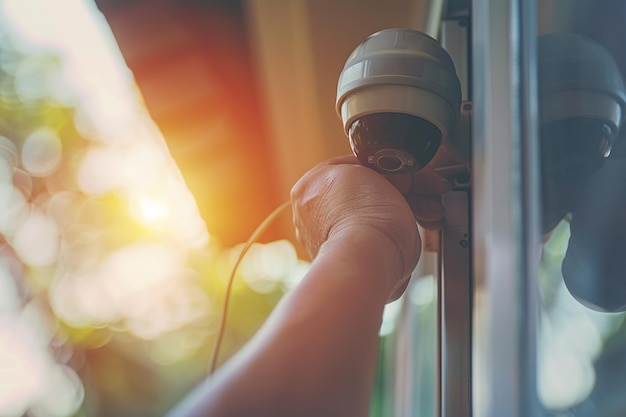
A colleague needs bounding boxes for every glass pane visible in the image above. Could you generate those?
[537,1,626,415]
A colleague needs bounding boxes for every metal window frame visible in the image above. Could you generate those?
[471,0,541,416]
[393,0,542,415]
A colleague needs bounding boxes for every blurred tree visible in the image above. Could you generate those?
[0,6,301,416]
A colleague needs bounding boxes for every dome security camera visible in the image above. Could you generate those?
[336,29,463,175]
[538,33,626,312]
[539,32,626,184]
[539,32,626,232]
[335,29,626,312]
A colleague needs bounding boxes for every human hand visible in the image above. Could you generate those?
[291,155,451,301]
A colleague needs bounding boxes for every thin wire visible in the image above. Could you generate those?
[209,200,292,375]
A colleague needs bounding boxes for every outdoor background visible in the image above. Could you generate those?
[2,1,626,417]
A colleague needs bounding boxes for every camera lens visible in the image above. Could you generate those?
[349,112,442,174]
[377,154,404,171]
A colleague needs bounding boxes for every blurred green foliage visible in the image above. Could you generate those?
[0,17,300,417]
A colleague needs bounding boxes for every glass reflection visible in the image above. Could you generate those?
[538,1,626,415]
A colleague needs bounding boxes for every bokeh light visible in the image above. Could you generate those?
[0,0,306,415]
[538,221,626,411]
[0,316,47,417]
[12,208,59,267]
[238,240,299,294]
[21,128,62,176]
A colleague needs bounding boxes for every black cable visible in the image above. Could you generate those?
[209,200,292,374]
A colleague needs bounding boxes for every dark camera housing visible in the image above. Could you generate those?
[349,113,442,174]
[538,32,626,183]
[538,33,626,311]
[541,117,616,183]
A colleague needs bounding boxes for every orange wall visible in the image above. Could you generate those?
[96,0,281,246]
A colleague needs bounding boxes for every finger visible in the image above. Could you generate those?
[385,174,413,195]
[324,154,360,166]
[406,194,445,224]
[387,276,411,303]
[411,166,452,195]
[323,156,452,196]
